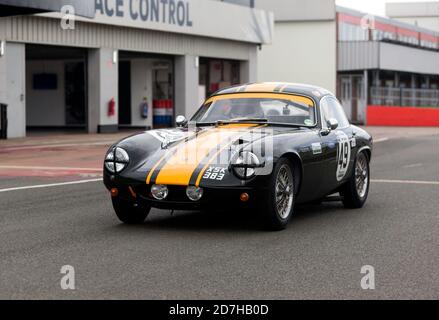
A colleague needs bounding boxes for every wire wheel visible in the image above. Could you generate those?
[355,153,369,198]
[275,164,294,219]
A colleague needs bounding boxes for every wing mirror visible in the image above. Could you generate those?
[327,118,339,131]
[176,115,188,127]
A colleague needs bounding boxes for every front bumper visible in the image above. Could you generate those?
[104,179,266,210]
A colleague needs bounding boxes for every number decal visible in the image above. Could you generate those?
[336,132,351,181]
[203,166,226,181]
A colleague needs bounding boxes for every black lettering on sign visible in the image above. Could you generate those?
[161,0,168,23]
[186,1,193,26]
[169,0,176,24]
[139,0,149,21]
[96,0,193,27]
[130,0,138,19]
[176,1,185,26]
[95,0,104,14]
[115,0,124,17]
[104,0,114,17]
[151,0,159,22]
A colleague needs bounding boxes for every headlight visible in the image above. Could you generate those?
[186,186,203,201]
[232,151,260,179]
[151,184,169,200]
[105,147,130,173]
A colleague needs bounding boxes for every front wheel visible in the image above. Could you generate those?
[112,197,151,224]
[259,158,295,231]
[340,151,370,208]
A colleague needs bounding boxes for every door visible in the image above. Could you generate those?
[65,62,86,126]
[319,96,355,195]
[340,76,352,120]
[340,75,366,124]
[351,75,365,124]
[118,60,131,125]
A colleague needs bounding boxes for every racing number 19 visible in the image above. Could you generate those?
[336,134,351,181]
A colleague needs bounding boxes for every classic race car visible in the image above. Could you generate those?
[103,83,372,230]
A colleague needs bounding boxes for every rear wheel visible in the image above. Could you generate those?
[260,158,295,231]
[340,152,370,208]
[112,197,151,224]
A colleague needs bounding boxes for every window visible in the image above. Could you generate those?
[191,94,316,127]
[320,97,350,129]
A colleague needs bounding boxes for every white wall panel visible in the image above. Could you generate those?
[258,20,337,94]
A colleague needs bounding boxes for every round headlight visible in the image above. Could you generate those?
[105,147,130,173]
[186,186,204,202]
[232,151,260,179]
[151,184,169,200]
[115,147,129,162]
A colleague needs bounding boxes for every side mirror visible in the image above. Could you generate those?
[327,118,339,131]
[175,115,188,127]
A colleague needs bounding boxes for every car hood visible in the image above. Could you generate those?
[114,124,306,187]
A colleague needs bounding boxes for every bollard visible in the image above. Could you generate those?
[0,103,7,139]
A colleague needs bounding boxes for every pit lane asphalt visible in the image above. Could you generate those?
[0,134,438,299]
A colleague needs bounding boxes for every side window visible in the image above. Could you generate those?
[320,97,350,129]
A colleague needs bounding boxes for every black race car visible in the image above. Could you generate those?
[104,83,372,230]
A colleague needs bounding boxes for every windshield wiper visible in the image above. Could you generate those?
[229,117,269,123]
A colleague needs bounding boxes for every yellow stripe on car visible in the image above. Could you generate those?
[153,124,257,186]
[205,92,315,107]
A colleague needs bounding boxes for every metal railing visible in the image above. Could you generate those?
[370,87,439,107]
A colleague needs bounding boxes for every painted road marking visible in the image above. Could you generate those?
[0,177,437,194]
[0,179,103,193]
[402,163,423,169]
[0,165,102,171]
[374,137,389,143]
[372,179,439,186]
[0,141,114,152]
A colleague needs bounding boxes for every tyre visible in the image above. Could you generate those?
[340,151,370,209]
[112,196,151,224]
[260,158,295,231]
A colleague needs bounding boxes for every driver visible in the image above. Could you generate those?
[229,100,264,119]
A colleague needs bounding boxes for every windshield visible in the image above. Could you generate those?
[191,93,316,127]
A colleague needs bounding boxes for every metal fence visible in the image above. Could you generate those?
[370,87,439,107]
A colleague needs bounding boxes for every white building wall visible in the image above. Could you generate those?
[26,60,65,126]
[0,46,6,105]
[258,20,337,94]
[130,59,153,128]
[0,42,26,138]
[88,48,119,133]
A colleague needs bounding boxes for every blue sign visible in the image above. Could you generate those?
[95,0,193,27]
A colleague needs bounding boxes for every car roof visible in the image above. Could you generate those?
[211,82,334,101]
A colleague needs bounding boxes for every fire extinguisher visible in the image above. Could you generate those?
[140,97,149,119]
[108,98,115,117]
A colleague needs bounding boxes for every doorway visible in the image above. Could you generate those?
[118,60,131,125]
[25,44,87,132]
[339,74,365,124]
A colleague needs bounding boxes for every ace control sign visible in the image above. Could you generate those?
[96,0,193,27]
[78,0,273,44]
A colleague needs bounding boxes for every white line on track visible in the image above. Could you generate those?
[372,179,439,185]
[0,165,102,171]
[0,178,437,194]
[374,137,389,143]
[0,141,114,151]
[0,179,103,193]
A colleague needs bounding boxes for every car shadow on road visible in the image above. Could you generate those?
[111,202,345,233]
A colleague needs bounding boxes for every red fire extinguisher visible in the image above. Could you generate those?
[108,98,115,117]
